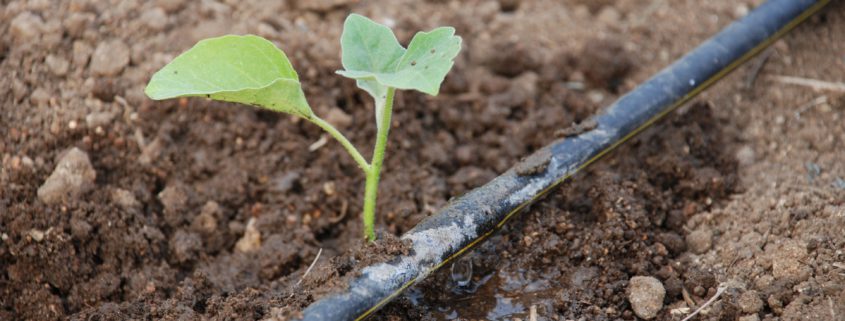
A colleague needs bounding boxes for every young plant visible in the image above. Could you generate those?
[145,14,461,241]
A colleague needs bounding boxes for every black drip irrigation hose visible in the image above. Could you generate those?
[298,0,831,320]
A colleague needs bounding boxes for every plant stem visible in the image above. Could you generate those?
[362,87,396,241]
[311,116,370,172]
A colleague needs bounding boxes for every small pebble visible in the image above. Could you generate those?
[235,218,261,252]
[46,55,70,76]
[72,41,93,68]
[627,276,665,319]
[737,290,764,313]
[91,39,131,76]
[29,88,50,106]
[29,229,46,242]
[10,11,44,41]
[734,5,750,18]
[323,181,336,196]
[686,228,712,254]
[37,148,97,204]
[736,145,755,166]
[141,8,168,31]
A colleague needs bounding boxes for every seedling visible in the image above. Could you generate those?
[145,14,461,241]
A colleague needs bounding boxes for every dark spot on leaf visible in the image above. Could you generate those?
[411,61,417,66]
[430,49,436,54]
[174,70,178,75]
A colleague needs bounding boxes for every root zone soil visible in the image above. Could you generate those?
[2,1,844,321]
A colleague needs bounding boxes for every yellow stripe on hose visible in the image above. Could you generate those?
[354,0,830,319]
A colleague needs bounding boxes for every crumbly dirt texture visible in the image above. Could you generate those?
[1,0,843,320]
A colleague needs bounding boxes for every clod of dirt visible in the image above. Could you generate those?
[579,38,633,92]
[514,147,551,176]
[737,290,764,314]
[448,166,496,194]
[37,147,97,204]
[258,234,298,279]
[685,228,713,254]
[488,72,539,109]
[90,39,130,76]
[627,276,666,320]
[110,188,140,210]
[64,13,95,38]
[72,41,93,69]
[158,182,191,226]
[235,218,261,253]
[479,39,542,77]
[738,314,761,321]
[10,11,45,41]
[45,55,70,76]
[554,119,598,138]
[70,217,93,239]
[169,230,203,264]
[769,240,811,282]
[156,0,187,13]
[140,8,168,31]
[192,201,221,235]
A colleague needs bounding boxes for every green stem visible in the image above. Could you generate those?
[311,116,370,172]
[362,87,396,241]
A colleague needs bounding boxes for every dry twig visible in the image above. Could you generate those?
[772,75,845,92]
[297,248,323,286]
[794,95,828,119]
[745,48,774,89]
[681,283,728,321]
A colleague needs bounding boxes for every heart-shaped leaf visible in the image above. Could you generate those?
[337,14,462,96]
[145,35,313,118]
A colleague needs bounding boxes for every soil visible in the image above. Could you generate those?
[1,0,843,321]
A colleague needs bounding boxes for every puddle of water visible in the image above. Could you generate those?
[404,259,558,321]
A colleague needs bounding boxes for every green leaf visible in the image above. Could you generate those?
[145,35,313,118]
[337,14,462,96]
[338,14,406,78]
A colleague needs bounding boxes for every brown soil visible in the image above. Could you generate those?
[1,0,843,321]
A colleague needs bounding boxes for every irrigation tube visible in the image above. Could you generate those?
[299,0,831,319]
